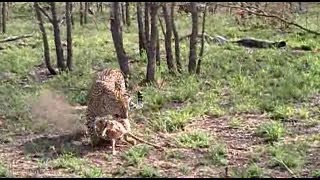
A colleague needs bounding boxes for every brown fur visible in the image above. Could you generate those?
[94,116,163,155]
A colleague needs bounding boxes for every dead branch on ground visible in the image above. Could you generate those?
[217,3,320,36]
[0,32,34,43]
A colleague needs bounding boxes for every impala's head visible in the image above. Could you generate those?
[93,116,111,136]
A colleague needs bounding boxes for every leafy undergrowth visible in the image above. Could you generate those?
[1,2,320,178]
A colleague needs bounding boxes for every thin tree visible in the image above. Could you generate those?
[50,2,65,71]
[99,2,103,12]
[158,14,165,37]
[196,3,207,74]
[84,2,88,24]
[70,2,74,27]
[162,3,176,73]
[34,2,56,75]
[146,3,159,82]
[188,2,198,74]
[144,2,150,46]
[156,24,160,66]
[171,2,182,73]
[125,2,131,26]
[2,2,6,33]
[110,2,130,76]
[80,2,83,26]
[66,2,73,71]
[121,2,126,26]
[137,2,147,56]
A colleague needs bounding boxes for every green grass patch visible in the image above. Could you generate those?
[176,131,213,148]
[257,121,286,142]
[231,163,265,178]
[122,144,150,166]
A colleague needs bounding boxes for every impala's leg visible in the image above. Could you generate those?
[112,139,117,155]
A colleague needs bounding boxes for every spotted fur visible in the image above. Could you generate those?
[85,68,131,146]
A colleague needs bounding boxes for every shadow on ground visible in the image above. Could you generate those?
[22,131,113,160]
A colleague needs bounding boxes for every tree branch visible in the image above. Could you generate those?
[217,3,320,36]
[38,5,53,23]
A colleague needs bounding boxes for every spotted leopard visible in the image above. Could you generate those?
[85,68,132,146]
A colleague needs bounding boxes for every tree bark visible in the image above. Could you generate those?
[121,2,126,26]
[162,3,176,73]
[110,2,130,76]
[144,2,150,46]
[70,2,74,27]
[6,2,9,21]
[171,2,182,73]
[50,2,65,71]
[196,3,207,74]
[84,2,88,24]
[156,25,160,66]
[2,2,6,33]
[66,2,73,71]
[80,2,83,26]
[188,2,198,74]
[146,3,158,82]
[34,2,57,75]
[125,2,130,27]
[158,15,166,37]
[137,2,147,56]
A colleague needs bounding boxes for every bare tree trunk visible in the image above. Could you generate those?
[121,2,126,26]
[50,2,65,71]
[2,2,6,33]
[34,2,57,75]
[158,15,165,37]
[84,2,88,24]
[100,2,104,12]
[96,2,99,12]
[6,2,9,21]
[188,2,198,74]
[110,2,130,76]
[80,2,83,26]
[171,2,182,73]
[196,4,207,74]
[70,2,74,27]
[144,2,150,46]
[146,3,158,82]
[125,2,130,27]
[137,2,147,56]
[213,3,218,14]
[298,2,302,11]
[156,24,160,66]
[0,7,2,31]
[162,3,176,73]
[66,2,73,71]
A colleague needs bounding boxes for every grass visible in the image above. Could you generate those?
[50,153,104,178]
[312,170,320,178]
[231,163,265,178]
[137,165,161,178]
[164,150,185,160]
[228,117,243,129]
[207,143,228,166]
[122,144,150,166]
[0,163,10,178]
[268,142,307,171]
[1,2,320,178]
[256,121,286,142]
[176,131,213,148]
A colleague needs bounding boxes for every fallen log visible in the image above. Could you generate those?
[0,32,34,43]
